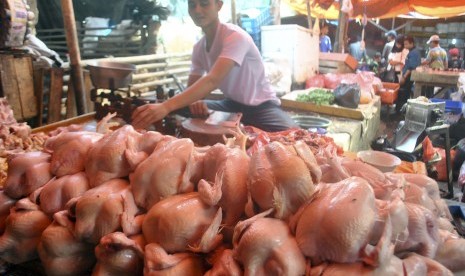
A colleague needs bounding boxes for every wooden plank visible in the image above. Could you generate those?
[66,79,77,119]
[0,55,23,120]
[14,56,38,119]
[281,98,364,120]
[33,68,45,126]
[32,112,96,134]
[281,89,369,120]
[83,70,94,112]
[48,68,64,123]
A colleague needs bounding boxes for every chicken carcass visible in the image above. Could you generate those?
[144,243,206,276]
[38,210,96,276]
[395,203,439,258]
[33,172,90,216]
[93,232,145,276]
[44,131,103,177]
[142,193,222,254]
[402,253,453,276]
[85,125,164,187]
[0,191,16,235]
[246,141,319,220]
[204,248,242,276]
[434,230,465,273]
[4,151,52,199]
[232,210,306,276]
[291,177,377,265]
[198,142,249,234]
[130,138,202,210]
[342,158,396,200]
[0,198,51,264]
[67,178,141,244]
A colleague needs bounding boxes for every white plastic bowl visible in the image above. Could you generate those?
[357,150,402,172]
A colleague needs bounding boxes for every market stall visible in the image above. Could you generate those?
[412,67,461,98]
[2,0,465,275]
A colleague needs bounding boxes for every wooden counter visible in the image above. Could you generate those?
[411,68,460,98]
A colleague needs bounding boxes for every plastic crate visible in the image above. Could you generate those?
[240,7,272,34]
[248,31,261,49]
[377,82,400,105]
[430,98,463,114]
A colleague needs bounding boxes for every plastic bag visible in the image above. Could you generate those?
[422,136,436,163]
[333,83,360,108]
[305,75,325,89]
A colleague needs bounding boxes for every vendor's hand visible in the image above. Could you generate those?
[131,103,169,130]
[189,100,210,117]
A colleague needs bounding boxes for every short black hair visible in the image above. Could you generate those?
[404,36,415,45]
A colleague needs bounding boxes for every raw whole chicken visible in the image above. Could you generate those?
[403,183,438,217]
[0,191,16,234]
[232,210,306,276]
[204,248,242,276]
[290,177,377,265]
[317,146,350,183]
[31,172,90,216]
[67,178,141,244]
[401,173,452,220]
[395,203,439,258]
[401,173,440,200]
[142,192,222,254]
[38,210,96,276]
[4,151,52,198]
[308,256,404,276]
[342,158,396,200]
[246,141,319,220]
[144,243,206,275]
[85,125,164,187]
[44,131,103,176]
[130,138,202,210]
[372,197,408,244]
[402,253,453,275]
[198,142,249,234]
[93,232,145,276]
[0,198,51,264]
[434,230,465,272]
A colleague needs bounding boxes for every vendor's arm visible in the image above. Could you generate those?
[131,57,235,129]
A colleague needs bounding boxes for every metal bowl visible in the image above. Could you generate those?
[292,115,331,129]
[87,61,136,89]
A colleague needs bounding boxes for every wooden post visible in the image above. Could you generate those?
[231,0,237,25]
[61,0,87,115]
[334,3,348,53]
[306,0,312,30]
[271,0,281,25]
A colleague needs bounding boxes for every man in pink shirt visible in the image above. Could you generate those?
[132,0,297,132]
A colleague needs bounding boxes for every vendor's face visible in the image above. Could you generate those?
[404,40,413,50]
[188,0,222,28]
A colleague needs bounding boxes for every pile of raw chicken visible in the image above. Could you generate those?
[0,98,48,187]
[0,112,464,276]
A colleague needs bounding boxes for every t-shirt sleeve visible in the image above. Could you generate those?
[219,31,250,66]
[190,43,205,76]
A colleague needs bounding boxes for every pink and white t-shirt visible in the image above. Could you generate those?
[190,22,279,106]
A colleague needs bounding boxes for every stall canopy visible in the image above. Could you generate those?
[284,0,465,19]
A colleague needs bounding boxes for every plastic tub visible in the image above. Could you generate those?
[357,150,401,172]
[430,98,463,114]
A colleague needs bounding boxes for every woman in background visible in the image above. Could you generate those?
[387,35,409,83]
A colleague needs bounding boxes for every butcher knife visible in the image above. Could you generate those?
[205,111,242,128]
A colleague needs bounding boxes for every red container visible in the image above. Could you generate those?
[377,82,400,105]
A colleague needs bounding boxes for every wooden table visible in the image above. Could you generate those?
[411,68,460,98]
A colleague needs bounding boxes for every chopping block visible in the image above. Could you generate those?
[180,118,237,146]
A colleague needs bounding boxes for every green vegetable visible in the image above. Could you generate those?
[296,89,335,105]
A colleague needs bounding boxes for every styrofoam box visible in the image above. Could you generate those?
[261,24,319,83]
[460,22,465,32]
